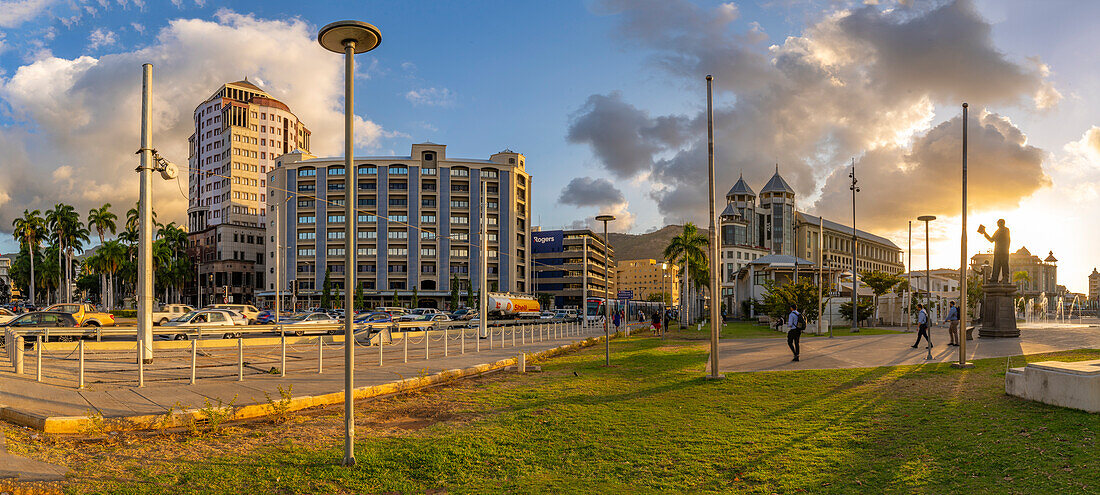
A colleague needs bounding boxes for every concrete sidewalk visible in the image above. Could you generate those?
[0,322,636,433]
[708,324,1100,373]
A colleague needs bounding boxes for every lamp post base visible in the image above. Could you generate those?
[950,362,975,369]
[704,374,725,380]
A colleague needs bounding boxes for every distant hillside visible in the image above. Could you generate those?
[607,225,709,263]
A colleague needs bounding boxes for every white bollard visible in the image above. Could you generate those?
[138,342,144,388]
[280,330,286,378]
[379,328,384,366]
[237,336,244,381]
[444,327,449,357]
[36,335,42,382]
[78,339,85,389]
[318,336,324,374]
[404,330,409,363]
[190,339,197,385]
[519,352,526,373]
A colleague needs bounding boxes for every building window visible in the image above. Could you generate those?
[450,168,469,177]
[421,230,436,240]
[389,182,408,190]
[328,166,345,175]
[388,165,408,175]
[389,197,408,206]
[358,230,376,239]
[387,247,409,256]
[327,214,345,223]
[450,248,469,258]
[298,231,315,240]
[421,167,436,176]
[358,214,377,223]
[297,199,314,208]
[421,247,437,257]
[358,165,377,174]
[387,214,408,223]
[298,215,315,224]
[422,264,436,273]
[298,168,316,177]
[389,264,408,273]
[358,247,377,256]
[421,214,436,224]
[328,231,345,240]
[450,199,469,208]
[297,248,315,256]
[451,215,469,224]
[388,230,408,239]
[328,247,346,256]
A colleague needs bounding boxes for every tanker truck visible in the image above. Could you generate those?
[486,292,542,319]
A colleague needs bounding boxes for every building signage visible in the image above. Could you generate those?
[617,290,634,300]
[532,230,564,254]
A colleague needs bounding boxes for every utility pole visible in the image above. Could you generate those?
[907,221,912,333]
[849,158,860,333]
[955,103,973,368]
[818,215,824,336]
[705,75,722,379]
[137,63,154,363]
[479,181,488,339]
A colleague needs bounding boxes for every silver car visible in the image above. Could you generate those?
[162,309,241,339]
[281,312,341,336]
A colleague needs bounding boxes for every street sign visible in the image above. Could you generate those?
[617,290,633,300]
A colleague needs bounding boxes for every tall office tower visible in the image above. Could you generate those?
[186,79,312,305]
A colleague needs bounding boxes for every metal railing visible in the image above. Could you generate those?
[2,319,597,389]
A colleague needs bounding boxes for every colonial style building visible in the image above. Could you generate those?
[1089,268,1100,304]
[971,247,1059,298]
[264,143,531,309]
[186,79,312,304]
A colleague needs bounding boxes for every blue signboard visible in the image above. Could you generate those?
[532,229,564,254]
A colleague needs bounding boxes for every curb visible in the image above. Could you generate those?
[2,324,645,434]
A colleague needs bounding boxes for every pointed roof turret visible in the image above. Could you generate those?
[1044,251,1058,263]
[761,166,794,195]
[1015,246,1031,256]
[726,172,756,197]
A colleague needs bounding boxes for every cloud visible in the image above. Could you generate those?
[566,92,695,179]
[558,177,635,231]
[87,28,117,50]
[0,0,55,28]
[572,0,1058,226]
[558,177,626,207]
[0,9,395,234]
[813,110,1049,229]
[131,22,144,34]
[404,87,455,107]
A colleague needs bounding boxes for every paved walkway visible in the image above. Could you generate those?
[0,431,68,482]
[0,322,621,428]
[709,323,1100,373]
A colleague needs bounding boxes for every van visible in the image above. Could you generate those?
[209,304,259,324]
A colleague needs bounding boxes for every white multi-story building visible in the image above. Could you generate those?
[185,79,312,305]
[263,143,532,309]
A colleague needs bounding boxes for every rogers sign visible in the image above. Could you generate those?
[532,230,563,253]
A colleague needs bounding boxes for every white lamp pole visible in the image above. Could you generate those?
[317,19,381,468]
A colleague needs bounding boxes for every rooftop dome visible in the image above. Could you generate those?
[760,165,794,194]
[1044,251,1058,263]
[726,173,756,197]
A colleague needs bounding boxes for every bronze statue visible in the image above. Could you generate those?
[978,219,1010,284]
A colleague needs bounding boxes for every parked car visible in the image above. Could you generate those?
[208,304,260,324]
[152,304,194,326]
[44,303,116,327]
[161,309,241,339]
[539,311,555,319]
[374,306,408,317]
[354,312,392,324]
[450,308,478,321]
[1,311,82,343]
[0,308,17,324]
[282,312,341,336]
[405,314,452,331]
[255,310,292,325]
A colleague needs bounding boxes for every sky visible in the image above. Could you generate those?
[0,0,1097,292]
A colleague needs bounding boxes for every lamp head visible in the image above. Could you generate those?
[917,215,936,222]
[318,20,381,54]
[595,214,616,222]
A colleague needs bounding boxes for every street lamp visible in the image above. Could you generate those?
[705,75,722,380]
[954,103,973,369]
[661,262,669,338]
[849,158,860,333]
[596,214,615,366]
[317,19,381,469]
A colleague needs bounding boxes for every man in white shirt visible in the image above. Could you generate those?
[912,303,932,349]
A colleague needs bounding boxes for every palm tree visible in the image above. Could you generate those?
[45,203,88,303]
[88,203,117,308]
[12,209,45,305]
[125,202,159,233]
[663,223,709,326]
[98,240,126,309]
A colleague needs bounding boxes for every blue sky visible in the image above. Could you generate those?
[1,0,1098,291]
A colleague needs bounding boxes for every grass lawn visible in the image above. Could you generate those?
[666,320,903,339]
[3,336,1099,494]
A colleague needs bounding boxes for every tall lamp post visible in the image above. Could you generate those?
[907,220,912,333]
[849,159,860,332]
[954,103,973,368]
[317,19,381,468]
[596,214,615,366]
[661,262,669,338]
[918,216,936,318]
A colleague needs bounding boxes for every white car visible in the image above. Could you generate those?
[153,304,194,326]
[405,314,452,331]
[0,308,17,325]
[209,304,260,324]
[162,309,241,339]
[539,311,555,319]
[282,312,341,336]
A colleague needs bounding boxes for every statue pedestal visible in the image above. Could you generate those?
[979,283,1019,338]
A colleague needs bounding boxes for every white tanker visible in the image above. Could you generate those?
[486,292,541,319]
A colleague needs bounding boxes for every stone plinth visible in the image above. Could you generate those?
[1006,360,1100,413]
[979,283,1019,338]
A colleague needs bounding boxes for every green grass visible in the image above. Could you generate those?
[667,320,902,339]
[8,336,1100,493]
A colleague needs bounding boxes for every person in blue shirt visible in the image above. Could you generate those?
[945,301,960,346]
[912,303,932,349]
[786,304,803,362]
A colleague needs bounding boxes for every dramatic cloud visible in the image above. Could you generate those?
[814,111,1049,229]
[567,92,694,179]
[558,177,626,207]
[0,9,394,233]
[573,0,1057,226]
[404,87,455,107]
[0,0,55,28]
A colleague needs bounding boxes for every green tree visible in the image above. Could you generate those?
[0,277,10,303]
[966,274,983,318]
[354,283,366,312]
[465,279,474,307]
[839,299,875,325]
[860,270,903,323]
[411,287,419,308]
[87,203,117,308]
[450,275,460,310]
[536,292,552,309]
[12,209,45,305]
[663,223,708,325]
[758,279,828,324]
[646,292,671,305]
[320,268,333,309]
[46,203,90,303]
[1013,270,1031,290]
[391,291,399,307]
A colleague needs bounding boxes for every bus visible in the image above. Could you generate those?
[585,297,666,325]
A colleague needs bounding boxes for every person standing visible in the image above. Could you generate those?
[651,310,661,335]
[945,301,960,346]
[786,304,805,362]
[612,309,622,332]
[912,303,932,348]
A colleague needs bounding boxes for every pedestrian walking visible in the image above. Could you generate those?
[612,310,622,331]
[945,301,960,346]
[912,303,933,349]
[651,311,661,335]
[786,304,805,362]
